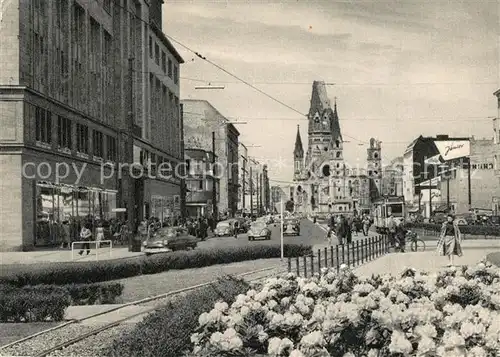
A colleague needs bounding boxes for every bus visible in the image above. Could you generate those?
[373,196,405,233]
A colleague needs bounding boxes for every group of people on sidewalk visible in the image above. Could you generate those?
[325,214,372,245]
[323,211,463,266]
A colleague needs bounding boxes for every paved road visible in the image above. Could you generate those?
[197,218,381,252]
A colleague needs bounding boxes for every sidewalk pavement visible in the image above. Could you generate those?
[354,239,500,276]
[0,247,143,265]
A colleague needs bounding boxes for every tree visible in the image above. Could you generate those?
[285,199,294,213]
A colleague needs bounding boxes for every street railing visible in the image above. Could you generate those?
[71,240,113,261]
[287,235,389,277]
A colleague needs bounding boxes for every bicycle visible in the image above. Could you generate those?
[405,230,426,252]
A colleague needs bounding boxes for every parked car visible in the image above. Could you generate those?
[143,226,198,255]
[214,220,236,237]
[283,218,300,236]
[247,221,271,241]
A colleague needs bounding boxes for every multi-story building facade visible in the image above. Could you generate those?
[262,165,271,212]
[437,137,499,214]
[382,157,404,197]
[184,148,217,217]
[0,0,183,251]
[238,142,249,213]
[181,100,240,218]
[403,134,473,217]
[245,158,262,215]
[290,81,380,215]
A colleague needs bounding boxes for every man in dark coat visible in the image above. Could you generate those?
[336,215,347,245]
[346,216,353,244]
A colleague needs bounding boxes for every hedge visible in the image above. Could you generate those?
[0,244,311,287]
[0,282,124,322]
[406,222,500,237]
[104,275,251,357]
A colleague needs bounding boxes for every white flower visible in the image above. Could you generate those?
[417,336,436,355]
[367,349,379,357]
[198,312,209,325]
[340,263,348,271]
[343,353,355,357]
[209,328,243,352]
[240,305,250,316]
[247,289,257,297]
[289,350,305,357]
[388,330,412,355]
[190,332,201,345]
[214,301,228,312]
[300,331,325,347]
[281,297,291,306]
[268,337,294,356]
[468,346,487,357]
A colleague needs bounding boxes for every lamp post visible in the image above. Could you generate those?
[439,163,450,212]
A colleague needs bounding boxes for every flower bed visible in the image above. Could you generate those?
[0,244,311,286]
[406,222,500,237]
[190,262,500,356]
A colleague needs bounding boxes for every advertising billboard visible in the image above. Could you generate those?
[433,140,470,161]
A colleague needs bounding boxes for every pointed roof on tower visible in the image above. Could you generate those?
[294,125,304,157]
[331,97,342,141]
[308,81,331,117]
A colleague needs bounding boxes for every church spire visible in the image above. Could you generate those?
[331,97,342,141]
[294,125,304,158]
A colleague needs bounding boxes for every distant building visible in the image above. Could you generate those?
[238,143,249,213]
[290,81,381,215]
[181,100,240,218]
[437,137,499,214]
[184,148,216,217]
[382,157,404,197]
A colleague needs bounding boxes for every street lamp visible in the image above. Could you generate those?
[195,85,225,90]
[438,163,451,212]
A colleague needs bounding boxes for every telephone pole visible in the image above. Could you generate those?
[249,166,253,217]
[126,57,136,250]
[212,131,217,221]
[256,170,259,216]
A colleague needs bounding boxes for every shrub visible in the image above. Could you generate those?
[189,262,500,357]
[0,285,70,322]
[406,222,500,237]
[0,244,311,287]
[0,282,123,322]
[104,276,251,357]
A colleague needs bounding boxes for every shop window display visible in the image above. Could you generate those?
[35,181,117,248]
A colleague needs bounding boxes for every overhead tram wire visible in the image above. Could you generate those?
[182,111,492,122]
[107,0,368,144]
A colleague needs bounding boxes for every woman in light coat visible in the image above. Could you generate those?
[437,214,463,266]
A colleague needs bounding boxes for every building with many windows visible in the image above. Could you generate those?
[184,148,217,217]
[181,100,240,218]
[0,0,183,251]
[290,81,380,215]
[238,142,249,213]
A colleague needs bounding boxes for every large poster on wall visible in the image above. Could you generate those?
[433,140,470,161]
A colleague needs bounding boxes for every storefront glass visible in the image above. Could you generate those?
[34,181,117,247]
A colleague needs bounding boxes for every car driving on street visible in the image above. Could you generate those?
[283,218,300,236]
[143,226,198,255]
[247,221,271,241]
[214,220,236,237]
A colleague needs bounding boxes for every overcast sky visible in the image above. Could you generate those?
[163,0,499,183]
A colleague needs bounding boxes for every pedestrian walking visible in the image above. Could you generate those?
[336,215,348,245]
[387,215,396,247]
[59,220,70,249]
[78,223,92,255]
[96,222,105,249]
[346,215,353,244]
[437,214,463,266]
[234,220,239,239]
[362,215,371,236]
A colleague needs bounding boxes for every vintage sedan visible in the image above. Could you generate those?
[283,219,300,236]
[247,221,271,241]
[214,220,235,237]
[143,227,198,255]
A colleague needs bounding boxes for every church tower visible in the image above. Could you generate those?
[367,138,382,197]
[293,125,304,181]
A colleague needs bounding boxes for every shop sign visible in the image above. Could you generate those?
[434,140,470,161]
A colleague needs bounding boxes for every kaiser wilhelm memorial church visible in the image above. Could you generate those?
[290,81,382,215]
